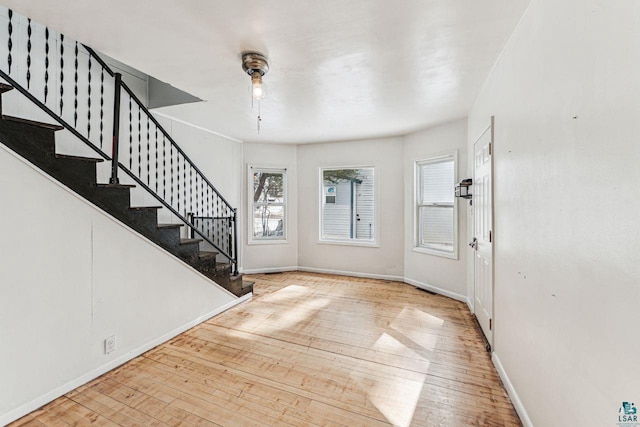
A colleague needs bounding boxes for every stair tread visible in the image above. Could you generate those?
[242,280,255,289]
[157,223,183,229]
[180,238,203,245]
[198,250,219,259]
[96,183,135,189]
[129,206,162,211]
[55,154,104,163]
[0,83,13,93]
[2,115,64,131]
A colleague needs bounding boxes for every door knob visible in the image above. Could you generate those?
[469,238,478,250]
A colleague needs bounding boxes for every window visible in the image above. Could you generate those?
[416,152,458,258]
[249,167,286,242]
[320,167,375,244]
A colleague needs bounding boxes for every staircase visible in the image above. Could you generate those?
[0,82,252,297]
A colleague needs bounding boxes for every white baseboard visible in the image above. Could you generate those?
[404,277,467,303]
[492,352,533,427]
[0,293,251,426]
[297,266,404,282]
[240,266,298,274]
[466,296,474,312]
[242,265,468,305]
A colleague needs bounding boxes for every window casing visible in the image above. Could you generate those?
[415,152,458,259]
[320,167,376,245]
[249,167,287,243]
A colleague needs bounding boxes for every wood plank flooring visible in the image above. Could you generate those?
[10,272,521,426]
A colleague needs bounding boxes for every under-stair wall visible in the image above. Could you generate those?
[0,142,240,425]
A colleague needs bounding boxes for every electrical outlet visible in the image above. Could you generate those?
[104,335,116,354]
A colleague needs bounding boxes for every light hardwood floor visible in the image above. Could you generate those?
[11,272,521,427]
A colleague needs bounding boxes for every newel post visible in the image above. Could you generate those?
[109,72,122,184]
[232,208,239,275]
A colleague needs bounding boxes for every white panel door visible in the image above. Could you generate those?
[473,120,494,347]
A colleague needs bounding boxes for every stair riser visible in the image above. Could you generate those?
[88,187,132,213]
[200,265,232,288]
[175,243,200,261]
[0,120,57,154]
[44,158,98,189]
[155,227,182,248]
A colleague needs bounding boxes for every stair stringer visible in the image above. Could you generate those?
[0,143,246,425]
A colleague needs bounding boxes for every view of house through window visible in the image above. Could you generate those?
[416,153,457,257]
[321,167,375,243]
[251,167,286,241]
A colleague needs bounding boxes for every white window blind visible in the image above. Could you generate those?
[417,154,457,257]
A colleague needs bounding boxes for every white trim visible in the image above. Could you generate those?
[240,266,298,274]
[414,150,459,260]
[151,110,244,143]
[247,239,289,245]
[298,266,404,282]
[411,246,457,259]
[0,293,251,426]
[466,296,474,312]
[492,352,533,427]
[247,165,288,244]
[240,263,469,304]
[404,277,467,303]
[317,240,379,248]
[318,165,379,245]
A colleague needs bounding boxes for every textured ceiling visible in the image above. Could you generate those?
[1,0,530,143]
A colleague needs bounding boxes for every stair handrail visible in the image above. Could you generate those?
[0,8,238,273]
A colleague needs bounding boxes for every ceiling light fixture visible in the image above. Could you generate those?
[241,52,269,133]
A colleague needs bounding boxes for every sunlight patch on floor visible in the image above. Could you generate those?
[229,285,332,337]
[349,332,428,427]
[390,307,444,352]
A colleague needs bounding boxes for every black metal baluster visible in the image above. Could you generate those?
[170,143,174,206]
[44,28,49,101]
[162,134,166,199]
[109,73,122,184]
[197,175,201,218]
[87,55,91,138]
[129,96,132,170]
[74,41,78,127]
[7,9,12,74]
[195,174,198,218]
[146,116,150,185]
[215,197,220,245]
[189,165,193,214]
[26,19,31,88]
[155,127,158,192]
[177,151,180,213]
[183,158,187,215]
[99,68,104,148]
[59,34,64,115]
[138,105,141,178]
[232,208,238,273]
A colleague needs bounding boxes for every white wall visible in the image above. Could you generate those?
[468,1,640,425]
[242,143,298,272]
[404,119,467,299]
[297,137,404,279]
[0,144,237,425]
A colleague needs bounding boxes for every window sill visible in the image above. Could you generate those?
[412,246,458,260]
[248,239,289,246]
[318,239,379,248]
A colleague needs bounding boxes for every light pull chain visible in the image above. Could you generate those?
[257,101,262,133]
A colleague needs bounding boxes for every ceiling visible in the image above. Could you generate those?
[2,0,530,144]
